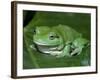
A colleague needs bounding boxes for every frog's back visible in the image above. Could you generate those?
[54,24,81,43]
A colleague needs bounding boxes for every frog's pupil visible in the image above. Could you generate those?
[49,35,55,40]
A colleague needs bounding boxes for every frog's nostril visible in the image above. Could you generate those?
[33,30,36,34]
[56,36,59,38]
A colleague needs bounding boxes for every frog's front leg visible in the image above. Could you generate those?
[30,44,37,51]
[50,44,71,58]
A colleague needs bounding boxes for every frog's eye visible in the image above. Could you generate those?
[49,35,55,40]
[49,33,59,40]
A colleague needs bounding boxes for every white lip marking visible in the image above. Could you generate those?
[49,47,57,50]
[36,44,58,54]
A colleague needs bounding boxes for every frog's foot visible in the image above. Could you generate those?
[50,50,69,58]
[70,47,82,56]
[49,51,62,56]
[30,44,37,51]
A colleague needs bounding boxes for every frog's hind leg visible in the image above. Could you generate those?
[70,37,89,56]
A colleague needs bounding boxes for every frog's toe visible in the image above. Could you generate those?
[50,51,61,56]
[55,52,68,58]
[30,44,36,50]
[70,52,80,56]
[70,48,82,56]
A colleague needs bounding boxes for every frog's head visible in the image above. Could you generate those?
[33,26,64,53]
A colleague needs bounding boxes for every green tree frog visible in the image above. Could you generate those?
[31,24,89,58]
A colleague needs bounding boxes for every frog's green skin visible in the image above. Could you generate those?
[31,24,89,58]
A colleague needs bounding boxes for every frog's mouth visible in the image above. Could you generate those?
[35,44,59,54]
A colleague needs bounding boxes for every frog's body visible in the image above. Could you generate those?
[31,24,89,58]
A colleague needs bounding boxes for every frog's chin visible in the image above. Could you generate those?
[35,44,59,54]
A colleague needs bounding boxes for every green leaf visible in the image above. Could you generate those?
[23,11,90,69]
